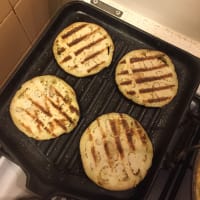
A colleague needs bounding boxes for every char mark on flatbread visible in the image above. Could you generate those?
[61,23,88,39]
[115,49,178,107]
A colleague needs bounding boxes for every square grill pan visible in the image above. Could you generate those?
[1,1,200,199]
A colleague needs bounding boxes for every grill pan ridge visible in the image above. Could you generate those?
[0,1,200,199]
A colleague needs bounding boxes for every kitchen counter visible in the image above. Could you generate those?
[87,0,200,58]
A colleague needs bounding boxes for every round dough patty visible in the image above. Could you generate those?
[10,75,80,140]
[53,22,114,77]
[115,49,178,107]
[79,113,153,191]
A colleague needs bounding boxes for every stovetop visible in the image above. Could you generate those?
[1,1,200,200]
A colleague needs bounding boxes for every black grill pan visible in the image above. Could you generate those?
[0,1,200,199]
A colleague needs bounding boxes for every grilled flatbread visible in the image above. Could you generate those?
[53,22,114,77]
[115,49,178,107]
[79,113,153,191]
[10,75,80,140]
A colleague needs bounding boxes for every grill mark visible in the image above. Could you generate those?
[28,97,52,117]
[137,129,147,145]
[89,132,93,141]
[70,65,78,69]
[50,86,69,104]
[24,110,41,132]
[97,119,113,167]
[61,55,72,63]
[87,128,97,165]
[81,48,107,64]
[147,96,171,103]
[97,120,110,164]
[117,70,129,75]
[126,90,136,95]
[48,121,55,131]
[104,142,111,158]
[54,119,67,131]
[20,122,33,136]
[87,61,106,73]
[24,110,54,136]
[46,97,74,124]
[119,59,126,64]
[120,80,132,85]
[136,73,173,84]
[91,145,97,164]
[130,54,165,63]
[61,23,87,39]
[51,86,79,115]
[121,117,135,151]
[68,28,100,47]
[132,63,167,73]
[69,105,80,115]
[97,119,106,139]
[75,35,107,56]
[109,119,124,158]
[135,121,140,129]
[57,47,65,55]
[139,84,176,93]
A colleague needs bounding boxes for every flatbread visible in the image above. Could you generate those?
[79,112,153,191]
[10,75,80,140]
[115,49,178,107]
[53,22,114,77]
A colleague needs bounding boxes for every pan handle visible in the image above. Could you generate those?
[164,93,200,168]
[90,0,123,17]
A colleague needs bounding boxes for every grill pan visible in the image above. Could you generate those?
[1,1,200,199]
